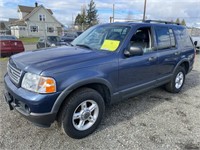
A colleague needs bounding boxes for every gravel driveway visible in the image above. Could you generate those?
[0,51,200,150]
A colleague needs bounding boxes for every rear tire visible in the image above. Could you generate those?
[58,88,105,139]
[165,66,186,93]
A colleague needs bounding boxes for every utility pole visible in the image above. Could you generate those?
[44,22,47,48]
[143,0,147,21]
[110,17,112,23]
[113,4,115,23]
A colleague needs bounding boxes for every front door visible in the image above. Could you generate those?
[118,26,158,98]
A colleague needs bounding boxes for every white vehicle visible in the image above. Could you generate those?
[191,36,200,53]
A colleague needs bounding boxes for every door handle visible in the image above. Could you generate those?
[148,57,157,62]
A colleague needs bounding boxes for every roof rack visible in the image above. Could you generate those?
[126,19,143,22]
[143,20,180,25]
[114,19,143,23]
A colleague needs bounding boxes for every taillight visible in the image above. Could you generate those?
[12,41,24,48]
[0,41,7,47]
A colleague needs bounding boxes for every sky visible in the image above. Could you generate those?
[0,0,200,27]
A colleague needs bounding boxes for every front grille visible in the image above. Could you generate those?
[7,62,22,85]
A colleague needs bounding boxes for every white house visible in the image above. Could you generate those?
[11,2,63,38]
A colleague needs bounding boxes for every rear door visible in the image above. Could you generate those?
[154,25,180,82]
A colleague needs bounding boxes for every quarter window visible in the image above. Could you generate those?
[174,27,193,48]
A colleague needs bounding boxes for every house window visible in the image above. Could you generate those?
[20,27,26,31]
[47,27,54,33]
[30,26,38,32]
[39,14,46,21]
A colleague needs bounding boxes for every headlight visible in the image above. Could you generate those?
[21,72,56,93]
[51,43,56,47]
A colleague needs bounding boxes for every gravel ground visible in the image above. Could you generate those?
[0,50,200,150]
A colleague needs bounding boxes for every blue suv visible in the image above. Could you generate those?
[4,21,195,139]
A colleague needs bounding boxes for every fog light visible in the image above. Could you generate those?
[25,104,31,113]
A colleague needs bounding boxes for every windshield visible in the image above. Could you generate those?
[71,25,130,51]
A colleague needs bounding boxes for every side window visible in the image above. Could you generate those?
[155,26,171,50]
[130,27,154,53]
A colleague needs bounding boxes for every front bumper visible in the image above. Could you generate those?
[4,74,60,127]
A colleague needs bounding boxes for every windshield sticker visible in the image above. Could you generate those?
[100,40,120,51]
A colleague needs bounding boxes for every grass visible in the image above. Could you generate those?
[19,37,39,44]
[0,57,9,61]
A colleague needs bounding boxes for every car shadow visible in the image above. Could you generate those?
[96,69,200,133]
[98,88,171,131]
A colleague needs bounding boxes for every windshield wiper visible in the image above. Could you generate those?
[76,44,93,50]
[68,42,74,46]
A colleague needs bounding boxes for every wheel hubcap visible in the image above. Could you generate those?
[175,72,184,89]
[81,110,90,120]
[72,100,99,131]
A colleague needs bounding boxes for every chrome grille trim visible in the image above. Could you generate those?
[7,62,22,84]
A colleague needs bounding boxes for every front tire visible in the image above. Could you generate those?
[59,88,105,139]
[165,66,186,93]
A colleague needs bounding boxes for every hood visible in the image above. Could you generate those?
[11,46,111,74]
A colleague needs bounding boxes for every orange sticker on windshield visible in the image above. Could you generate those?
[100,40,120,51]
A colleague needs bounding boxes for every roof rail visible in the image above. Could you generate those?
[126,19,143,22]
[144,20,180,25]
[114,19,143,23]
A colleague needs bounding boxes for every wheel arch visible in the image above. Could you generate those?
[51,78,113,119]
[173,59,190,74]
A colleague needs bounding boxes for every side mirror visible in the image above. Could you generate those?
[194,41,198,47]
[124,46,143,57]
